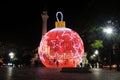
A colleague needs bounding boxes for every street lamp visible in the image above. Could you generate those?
[103,27,113,70]
[8,52,15,66]
[90,50,99,68]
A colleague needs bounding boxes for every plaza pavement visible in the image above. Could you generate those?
[0,66,120,80]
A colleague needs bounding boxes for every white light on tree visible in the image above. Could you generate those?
[93,54,96,57]
[9,52,14,59]
[94,50,99,55]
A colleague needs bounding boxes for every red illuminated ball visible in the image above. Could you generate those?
[38,28,84,68]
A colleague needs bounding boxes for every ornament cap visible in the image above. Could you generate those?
[55,11,66,28]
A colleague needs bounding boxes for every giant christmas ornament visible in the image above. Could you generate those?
[38,11,84,68]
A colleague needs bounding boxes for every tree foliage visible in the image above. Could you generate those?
[91,40,103,49]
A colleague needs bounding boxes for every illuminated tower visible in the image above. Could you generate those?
[41,11,49,36]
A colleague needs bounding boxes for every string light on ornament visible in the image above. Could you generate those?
[38,11,84,68]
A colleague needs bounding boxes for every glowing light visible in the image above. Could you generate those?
[94,50,99,55]
[9,52,14,59]
[103,27,113,34]
[38,28,84,68]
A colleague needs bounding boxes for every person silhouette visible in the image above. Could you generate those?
[56,60,59,67]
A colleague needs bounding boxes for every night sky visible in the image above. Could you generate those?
[0,0,120,50]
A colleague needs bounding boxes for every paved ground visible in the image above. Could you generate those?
[0,66,120,80]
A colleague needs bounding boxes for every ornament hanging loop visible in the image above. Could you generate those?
[56,11,63,22]
[55,11,65,28]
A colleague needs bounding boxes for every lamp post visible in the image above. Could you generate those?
[103,27,113,70]
[94,50,99,68]
[8,52,15,66]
